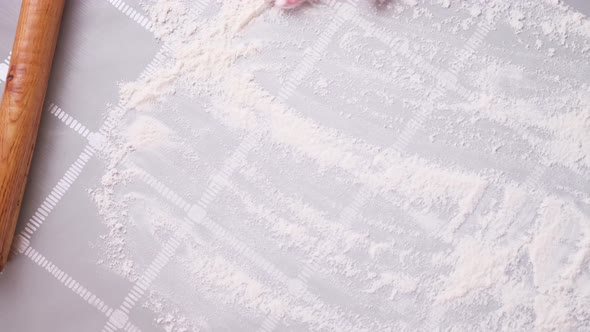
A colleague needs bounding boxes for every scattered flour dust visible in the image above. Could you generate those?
[91,0,590,331]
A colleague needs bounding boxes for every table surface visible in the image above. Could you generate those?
[0,1,589,331]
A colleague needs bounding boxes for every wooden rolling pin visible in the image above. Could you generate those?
[0,0,65,271]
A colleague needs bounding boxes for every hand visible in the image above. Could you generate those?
[274,0,310,9]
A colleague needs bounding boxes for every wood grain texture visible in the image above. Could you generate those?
[0,0,65,271]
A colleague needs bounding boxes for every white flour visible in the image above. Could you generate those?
[92,0,590,331]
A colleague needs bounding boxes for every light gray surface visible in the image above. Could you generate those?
[0,1,589,331]
[0,2,159,331]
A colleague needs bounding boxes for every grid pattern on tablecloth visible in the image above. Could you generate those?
[0,0,589,331]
